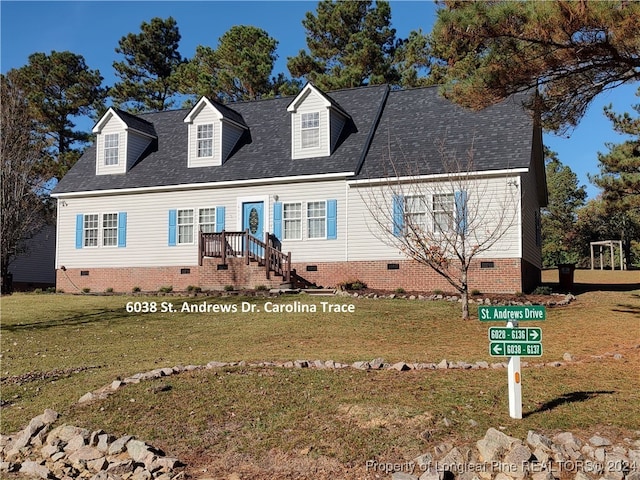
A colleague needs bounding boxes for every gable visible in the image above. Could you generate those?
[184,97,247,167]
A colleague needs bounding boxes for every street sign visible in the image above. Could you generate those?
[478,305,546,322]
[489,341,543,357]
[488,327,542,342]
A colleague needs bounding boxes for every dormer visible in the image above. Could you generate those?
[92,108,157,175]
[183,97,248,168]
[286,83,351,160]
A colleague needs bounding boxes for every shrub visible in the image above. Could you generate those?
[433,289,443,295]
[46,287,56,293]
[132,286,141,293]
[471,289,481,296]
[82,287,91,294]
[395,287,406,294]
[105,287,114,293]
[532,286,553,295]
[224,285,235,291]
[159,286,173,293]
[255,285,269,291]
[33,288,43,294]
[338,279,367,291]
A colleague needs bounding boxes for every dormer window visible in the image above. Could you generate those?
[287,83,352,160]
[197,124,214,158]
[184,97,248,168]
[92,108,156,175]
[301,112,320,149]
[104,133,120,166]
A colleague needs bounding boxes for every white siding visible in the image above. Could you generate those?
[330,112,346,152]
[188,106,222,167]
[56,179,348,269]
[291,91,329,159]
[96,117,126,175]
[346,175,523,261]
[127,132,152,170]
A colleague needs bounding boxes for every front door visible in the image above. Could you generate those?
[243,201,264,256]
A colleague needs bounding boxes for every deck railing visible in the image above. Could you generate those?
[200,229,291,282]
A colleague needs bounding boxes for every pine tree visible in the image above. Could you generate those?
[111,17,183,112]
[591,89,640,211]
[429,1,640,132]
[541,149,587,267]
[287,0,400,90]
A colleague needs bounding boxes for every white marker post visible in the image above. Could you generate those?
[507,320,522,419]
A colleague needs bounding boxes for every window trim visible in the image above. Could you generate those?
[300,112,320,149]
[404,195,428,234]
[177,208,195,245]
[282,202,303,241]
[432,193,455,234]
[101,212,119,247]
[83,213,99,248]
[196,123,214,158]
[306,200,327,240]
[103,133,119,166]
[198,207,216,234]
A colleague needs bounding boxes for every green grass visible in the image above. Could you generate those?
[1,277,639,478]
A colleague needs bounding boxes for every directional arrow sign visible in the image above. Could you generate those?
[488,327,542,342]
[489,342,543,357]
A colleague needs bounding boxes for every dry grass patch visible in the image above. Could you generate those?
[1,271,638,478]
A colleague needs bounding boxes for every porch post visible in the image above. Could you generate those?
[221,230,227,265]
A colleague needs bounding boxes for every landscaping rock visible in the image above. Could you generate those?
[477,428,521,462]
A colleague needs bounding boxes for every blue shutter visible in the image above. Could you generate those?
[273,202,282,239]
[392,195,404,237]
[455,190,468,235]
[75,214,83,249]
[117,212,127,247]
[168,210,177,246]
[326,199,337,240]
[215,206,225,232]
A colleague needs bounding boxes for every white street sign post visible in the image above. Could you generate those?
[479,305,546,420]
[507,320,522,419]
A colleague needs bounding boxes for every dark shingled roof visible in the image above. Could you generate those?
[112,108,157,138]
[53,85,536,195]
[355,87,535,180]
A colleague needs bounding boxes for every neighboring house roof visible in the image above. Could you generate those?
[52,84,537,195]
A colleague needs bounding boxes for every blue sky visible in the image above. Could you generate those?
[1,0,637,199]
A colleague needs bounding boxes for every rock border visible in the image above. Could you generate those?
[74,348,635,406]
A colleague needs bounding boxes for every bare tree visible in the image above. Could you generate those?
[1,72,50,294]
[361,140,520,319]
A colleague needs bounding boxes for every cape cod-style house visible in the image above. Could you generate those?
[51,83,546,294]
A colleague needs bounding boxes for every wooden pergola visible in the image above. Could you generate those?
[590,240,625,270]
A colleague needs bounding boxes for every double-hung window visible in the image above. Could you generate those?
[102,213,119,247]
[104,133,119,166]
[198,208,216,233]
[433,193,454,233]
[283,203,302,240]
[307,201,326,239]
[177,209,194,244]
[83,214,99,247]
[197,124,213,158]
[301,112,319,149]
[404,196,427,233]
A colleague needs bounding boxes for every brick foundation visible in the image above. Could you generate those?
[57,257,536,294]
[292,258,527,294]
